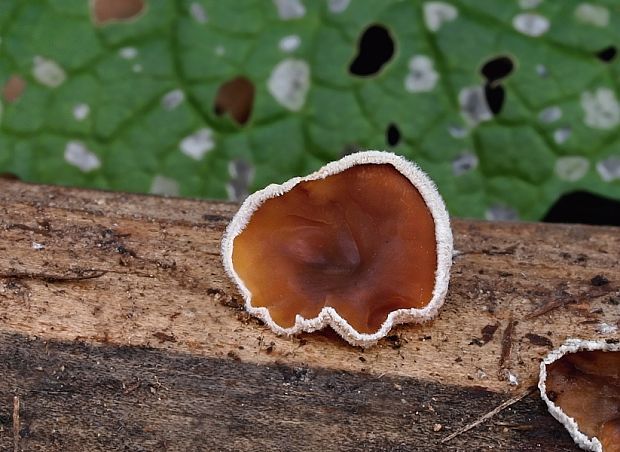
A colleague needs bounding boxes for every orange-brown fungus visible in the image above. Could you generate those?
[232,164,437,334]
[214,76,255,125]
[92,0,145,25]
[546,350,620,452]
[2,75,26,103]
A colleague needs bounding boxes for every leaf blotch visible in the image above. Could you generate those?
[480,55,515,116]
[481,56,514,83]
[386,123,401,147]
[2,75,26,103]
[596,46,617,63]
[91,0,146,26]
[349,24,395,77]
[543,191,620,226]
[214,76,255,125]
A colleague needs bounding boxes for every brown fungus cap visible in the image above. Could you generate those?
[540,339,620,452]
[221,151,453,347]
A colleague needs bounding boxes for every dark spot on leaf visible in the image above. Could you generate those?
[481,56,514,83]
[543,191,620,226]
[591,275,609,287]
[386,123,401,146]
[349,24,395,77]
[0,172,20,181]
[480,56,514,116]
[596,46,617,63]
[2,75,26,103]
[92,0,146,26]
[214,76,255,125]
[484,83,505,115]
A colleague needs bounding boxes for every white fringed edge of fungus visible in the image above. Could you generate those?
[538,338,620,452]
[221,150,453,347]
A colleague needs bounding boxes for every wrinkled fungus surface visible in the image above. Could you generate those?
[222,151,452,346]
[231,164,437,334]
[541,341,620,452]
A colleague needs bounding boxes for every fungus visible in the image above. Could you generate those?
[221,151,453,347]
[539,339,620,452]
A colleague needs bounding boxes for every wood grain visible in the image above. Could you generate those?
[0,179,618,451]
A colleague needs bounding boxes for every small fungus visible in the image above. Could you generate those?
[221,151,453,347]
[539,339,620,452]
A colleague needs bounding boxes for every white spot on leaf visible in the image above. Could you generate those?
[273,0,306,20]
[267,58,310,111]
[596,156,620,182]
[72,103,90,121]
[227,159,255,202]
[448,125,468,139]
[32,56,66,88]
[519,0,542,9]
[452,151,478,176]
[423,2,458,32]
[575,3,609,27]
[180,128,215,160]
[555,156,589,182]
[279,35,301,53]
[581,88,620,130]
[150,175,180,196]
[405,55,439,93]
[553,127,571,144]
[161,89,185,110]
[132,63,143,73]
[538,106,562,123]
[328,0,350,13]
[485,204,519,221]
[536,64,548,77]
[512,13,549,36]
[215,46,225,56]
[190,2,207,23]
[64,141,101,172]
[119,47,138,59]
[459,86,492,126]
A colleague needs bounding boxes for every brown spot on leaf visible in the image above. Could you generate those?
[2,75,26,103]
[91,0,146,26]
[214,76,255,125]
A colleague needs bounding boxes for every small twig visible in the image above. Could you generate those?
[441,387,535,443]
[0,269,107,283]
[498,318,517,371]
[13,396,20,452]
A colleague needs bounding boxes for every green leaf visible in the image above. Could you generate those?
[1,0,619,220]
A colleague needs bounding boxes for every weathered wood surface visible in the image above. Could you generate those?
[0,179,618,451]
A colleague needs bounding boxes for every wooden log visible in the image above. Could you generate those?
[0,179,618,451]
